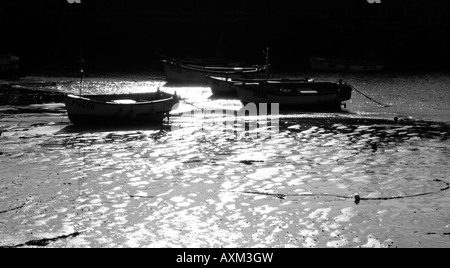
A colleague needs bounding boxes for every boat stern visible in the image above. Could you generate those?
[337,83,353,103]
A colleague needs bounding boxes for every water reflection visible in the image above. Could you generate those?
[56,123,172,136]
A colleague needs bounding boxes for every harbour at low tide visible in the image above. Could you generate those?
[1,71,449,248]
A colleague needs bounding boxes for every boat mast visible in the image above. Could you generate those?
[79,53,83,96]
[76,0,84,96]
[79,55,83,96]
[265,46,270,78]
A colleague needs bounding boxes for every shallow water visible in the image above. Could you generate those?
[0,72,450,248]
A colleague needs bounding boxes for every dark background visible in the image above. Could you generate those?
[1,0,449,75]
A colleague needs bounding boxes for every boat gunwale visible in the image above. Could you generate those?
[163,59,267,74]
[207,75,317,84]
[235,86,345,97]
[309,56,383,66]
[64,93,178,106]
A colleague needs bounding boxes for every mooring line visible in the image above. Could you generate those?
[180,98,202,110]
[227,179,450,203]
[60,114,66,129]
[350,85,391,108]
[0,203,27,215]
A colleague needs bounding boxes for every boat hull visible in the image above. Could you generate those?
[206,76,314,95]
[206,76,240,95]
[236,82,352,110]
[163,59,268,85]
[63,92,179,125]
[310,56,384,72]
[162,55,243,67]
[0,54,20,78]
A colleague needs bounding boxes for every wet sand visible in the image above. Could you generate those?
[1,99,450,248]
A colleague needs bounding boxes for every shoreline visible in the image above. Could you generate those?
[0,84,64,106]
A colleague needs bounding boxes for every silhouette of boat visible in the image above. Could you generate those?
[235,79,352,110]
[161,55,243,67]
[63,90,179,125]
[162,58,268,85]
[206,76,314,95]
[0,54,20,78]
[309,56,384,72]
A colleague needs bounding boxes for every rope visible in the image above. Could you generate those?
[180,98,202,110]
[60,114,66,129]
[351,85,391,108]
[227,179,450,203]
[167,98,203,118]
[0,202,27,214]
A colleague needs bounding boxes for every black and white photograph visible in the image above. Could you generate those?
[1,0,450,251]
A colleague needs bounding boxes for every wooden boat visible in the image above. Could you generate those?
[161,55,243,67]
[162,58,268,85]
[309,56,384,72]
[235,80,352,110]
[63,90,179,125]
[206,76,314,95]
[0,54,20,78]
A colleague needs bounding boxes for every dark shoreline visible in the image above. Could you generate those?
[0,84,64,106]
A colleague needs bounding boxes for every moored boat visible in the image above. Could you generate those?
[0,54,20,78]
[206,76,314,95]
[161,55,243,67]
[309,56,384,72]
[63,90,179,125]
[235,80,352,110]
[162,58,268,85]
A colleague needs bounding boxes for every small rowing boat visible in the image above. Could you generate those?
[235,79,352,110]
[63,90,179,125]
[309,56,384,73]
[162,59,268,85]
[0,54,20,78]
[206,76,314,95]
